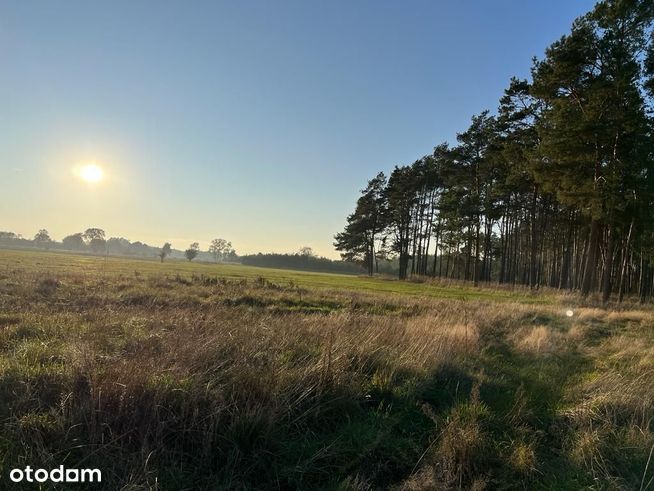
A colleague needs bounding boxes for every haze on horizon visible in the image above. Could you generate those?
[0,0,596,258]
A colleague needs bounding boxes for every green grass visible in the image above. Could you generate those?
[0,248,652,490]
[0,247,554,303]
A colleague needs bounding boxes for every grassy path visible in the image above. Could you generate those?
[476,315,596,488]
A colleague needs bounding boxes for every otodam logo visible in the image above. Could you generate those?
[9,466,101,484]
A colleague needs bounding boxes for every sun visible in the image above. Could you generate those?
[78,164,104,183]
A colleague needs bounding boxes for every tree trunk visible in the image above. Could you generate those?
[617,218,634,303]
[529,186,538,289]
[581,219,600,297]
[473,218,481,287]
[601,223,614,303]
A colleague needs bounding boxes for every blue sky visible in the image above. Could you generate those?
[0,0,597,257]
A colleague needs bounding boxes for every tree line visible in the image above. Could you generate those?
[241,248,364,275]
[336,0,654,302]
[1,229,361,275]
[0,229,237,264]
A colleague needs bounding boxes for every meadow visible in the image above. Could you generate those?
[0,248,653,490]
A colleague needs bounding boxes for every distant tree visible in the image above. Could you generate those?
[62,233,86,251]
[34,229,52,249]
[84,228,106,253]
[0,231,19,241]
[298,246,315,257]
[128,241,150,256]
[225,248,238,262]
[159,242,172,263]
[107,237,131,255]
[185,242,200,262]
[89,238,106,254]
[240,252,364,274]
[83,228,105,242]
[209,238,232,262]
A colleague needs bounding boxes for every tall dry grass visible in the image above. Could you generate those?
[1,263,653,489]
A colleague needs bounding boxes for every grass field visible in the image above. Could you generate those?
[0,248,552,303]
[0,248,653,490]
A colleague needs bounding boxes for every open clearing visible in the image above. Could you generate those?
[0,249,653,489]
[0,249,551,303]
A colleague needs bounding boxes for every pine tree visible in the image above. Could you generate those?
[334,172,387,275]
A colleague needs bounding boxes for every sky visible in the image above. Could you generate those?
[0,0,598,258]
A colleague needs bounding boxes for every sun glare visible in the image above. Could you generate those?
[78,164,104,183]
